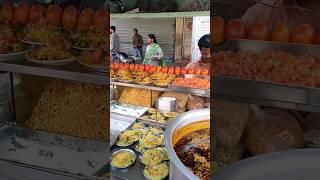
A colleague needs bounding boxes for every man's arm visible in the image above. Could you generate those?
[133,35,136,47]
[137,35,144,47]
[110,34,114,51]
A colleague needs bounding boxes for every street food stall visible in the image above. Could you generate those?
[0,0,109,179]
[109,10,211,180]
[212,0,320,178]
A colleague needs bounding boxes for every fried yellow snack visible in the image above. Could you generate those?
[148,127,164,135]
[131,122,146,129]
[118,87,161,108]
[141,148,164,166]
[159,147,170,161]
[111,150,136,168]
[143,163,169,180]
[140,132,163,148]
[118,129,143,145]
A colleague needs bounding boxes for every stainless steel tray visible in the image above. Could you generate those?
[0,160,92,180]
[110,101,148,118]
[184,74,210,80]
[136,110,176,128]
[168,84,210,97]
[213,39,320,112]
[110,113,136,147]
[0,48,32,61]
[110,120,168,180]
[0,61,108,85]
[0,125,109,177]
[136,118,167,128]
[215,39,320,57]
[111,81,210,97]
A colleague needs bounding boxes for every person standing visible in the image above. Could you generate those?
[132,28,144,63]
[143,34,164,66]
[110,26,120,60]
[186,34,210,70]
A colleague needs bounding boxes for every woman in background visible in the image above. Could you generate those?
[143,34,164,66]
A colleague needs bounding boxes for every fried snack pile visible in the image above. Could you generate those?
[118,87,161,107]
[25,80,108,142]
[22,21,61,43]
[214,51,320,87]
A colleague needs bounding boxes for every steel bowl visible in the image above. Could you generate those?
[110,149,136,169]
[164,108,210,180]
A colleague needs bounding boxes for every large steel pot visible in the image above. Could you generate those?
[165,109,210,180]
[214,148,320,180]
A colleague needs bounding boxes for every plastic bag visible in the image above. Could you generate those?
[161,92,189,112]
[214,100,251,148]
[241,0,320,30]
[216,143,245,165]
[244,108,304,156]
[187,95,205,111]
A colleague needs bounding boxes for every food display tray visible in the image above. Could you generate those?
[0,48,33,61]
[214,39,320,112]
[0,60,108,85]
[111,81,210,97]
[110,101,148,118]
[110,113,137,146]
[168,84,210,97]
[136,110,178,128]
[0,160,94,180]
[184,74,210,79]
[136,118,167,128]
[0,125,109,177]
[110,120,168,180]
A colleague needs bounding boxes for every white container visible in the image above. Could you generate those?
[156,97,177,112]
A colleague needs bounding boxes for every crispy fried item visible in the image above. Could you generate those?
[135,141,146,153]
[154,79,170,86]
[72,31,108,49]
[22,22,61,43]
[159,147,170,161]
[140,132,163,148]
[150,114,165,121]
[131,122,146,129]
[173,78,210,89]
[143,163,169,180]
[117,69,131,77]
[25,80,108,142]
[0,37,29,54]
[148,127,164,135]
[118,87,161,107]
[110,69,115,78]
[141,148,164,166]
[82,49,108,66]
[27,46,74,61]
[150,72,168,80]
[147,108,157,114]
[116,139,133,147]
[111,150,136,168]
[117,129,143,145]
[0,24,15,39]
